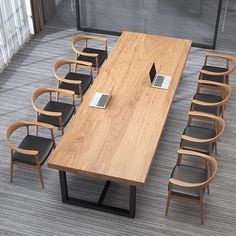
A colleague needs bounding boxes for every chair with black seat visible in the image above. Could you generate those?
[180,111,225,156]
[191,80,232,118]
[54,59,93,102]
[200,52,236,84]
[72,34,108,75]
[32,87,76,135]
[6,121,56,188]
[165,149,217,224]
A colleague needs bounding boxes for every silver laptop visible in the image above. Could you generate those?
[149,63,172,89]
[89,92,111,109]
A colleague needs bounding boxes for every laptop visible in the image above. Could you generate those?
[89,92,111,109]
[149,63,172,89]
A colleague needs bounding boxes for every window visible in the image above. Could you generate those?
[0,0,30,71]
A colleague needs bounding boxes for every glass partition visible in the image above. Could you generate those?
[76,0,222,48]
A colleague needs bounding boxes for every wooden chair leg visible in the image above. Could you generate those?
[200,192,204,225]
[56,92,60,102]
[10,158,14,183]
[176,153,182,165]
[80,94,83,103]
[165,186,172,216]
[35,126,39,136]
[207,185,210,194]
[209,144,213,157]
[37,165,44,189]
[214,142,218,154]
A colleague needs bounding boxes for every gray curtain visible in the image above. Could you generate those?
[31,0,44,34]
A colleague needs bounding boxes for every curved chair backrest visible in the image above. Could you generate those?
[201,53,236,78]
[193,80,232,108]
[53,59,92,82]
[72,35,91,50]
[6,121,54,156]
[170,149,217,189]
[32,87,60,117]
[72,34,108,54]
[183,111,225,144]
[32,87,75,117]
[6,121,29,147]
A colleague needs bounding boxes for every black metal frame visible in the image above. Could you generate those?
[59,171,136,218]
[75,0,223,49]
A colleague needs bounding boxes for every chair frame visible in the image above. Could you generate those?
[6,121,55,188]
[180,111,225,156]
[72,34,108,75]
[191,80,232,118]
[54,59,93,102]
[166,149,218,224]
[200,52,236,84]
[32,87,76,135]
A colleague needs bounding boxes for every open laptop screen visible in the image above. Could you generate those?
[149,63,156,83]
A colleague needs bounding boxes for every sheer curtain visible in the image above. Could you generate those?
[0,0,31,71]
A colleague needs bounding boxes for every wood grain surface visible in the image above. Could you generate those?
[48,31,192,187]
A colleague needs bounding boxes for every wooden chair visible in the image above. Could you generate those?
[191,80,232,118]
[166,149,217,225]
[200,52,236,84]
[54,59,93,102]
[72,34,108,75]
[32,87,76,135]
[180,111,225,156]
[6,121,56,188]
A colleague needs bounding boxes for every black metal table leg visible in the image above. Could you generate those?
[129,185,136,218]
[98,180,111,205]
[58,171,137,218]
[59,170,69,202]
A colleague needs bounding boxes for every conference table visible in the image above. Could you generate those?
[48,31,192,218]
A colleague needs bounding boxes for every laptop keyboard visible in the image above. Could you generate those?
[97,94,109,107]
[154,75,165,87]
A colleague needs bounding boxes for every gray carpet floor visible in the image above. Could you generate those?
[0,0,236,235]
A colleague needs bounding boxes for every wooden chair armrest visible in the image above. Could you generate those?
[169,178,205,189]
[25,121,55,130]
[51,87,75,96]
[8,143,38,156]
[201,69,229,77]
[32,103,62,117]
[67,59,93,67]
[177,149,214,161]
[38,108,62,117]
[72,46,98,57]
[54,75,82,85]
[192,99,221,107]
[181,135,212,143]
[188,111,221,121]
[197,80,231,88]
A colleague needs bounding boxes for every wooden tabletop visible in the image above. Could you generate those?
[48,31,192,187]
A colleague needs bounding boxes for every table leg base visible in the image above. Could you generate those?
[59,171,136,218]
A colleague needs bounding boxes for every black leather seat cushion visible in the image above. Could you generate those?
[59,72,92,95]
[201,65,228,83]
[182,126,216,154]
[13,135,55,166]
[38,101,75,127]
[77,47,107,67]
[192,93,223,115]
[171,164,207,199]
